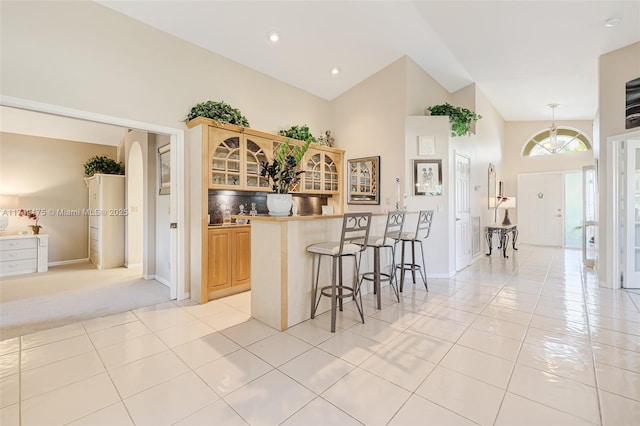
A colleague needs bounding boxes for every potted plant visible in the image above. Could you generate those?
[186,100,250,127]
[277,125,318,144]
[425,103,482,137]
[83,156,124,176]
[19,209,41,234]
[260,138,311,215]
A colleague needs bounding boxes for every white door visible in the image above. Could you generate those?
[518,172,564,246]
[455,153,471,270]
[624,139,640,288]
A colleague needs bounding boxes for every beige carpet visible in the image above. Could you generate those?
[0,263,170,340]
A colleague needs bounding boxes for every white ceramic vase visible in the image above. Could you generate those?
[266,193,292,216]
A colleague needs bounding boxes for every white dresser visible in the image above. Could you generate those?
[0,234,49,277]
[86,174,125,269]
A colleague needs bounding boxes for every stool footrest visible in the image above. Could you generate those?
[396,264,422,270]
[360,272,392,283]
[319,285,355,299]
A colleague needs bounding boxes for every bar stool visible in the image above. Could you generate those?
[396,210,434,292]
[307,212,372,332]
[355,211,406,310]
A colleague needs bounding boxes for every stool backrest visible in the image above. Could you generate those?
[415,210,434,240]
[384,211,405,240]
[339,212,372,254]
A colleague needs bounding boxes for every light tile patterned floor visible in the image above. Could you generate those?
[1,246,639,425]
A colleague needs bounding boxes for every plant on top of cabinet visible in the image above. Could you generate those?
[425,103,482,137]
[277,124,318,144]
[83,155,124,176]
[260,138,312,194]
[187,100,250,127]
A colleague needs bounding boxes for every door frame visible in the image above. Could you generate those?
[608,131,640,289]
[0,95,187,299]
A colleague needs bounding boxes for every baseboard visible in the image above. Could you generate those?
[154,275,171,287]
[49,258,89,267]
[125,263,143,269]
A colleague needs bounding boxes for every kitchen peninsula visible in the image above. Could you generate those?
[248,213,390,331]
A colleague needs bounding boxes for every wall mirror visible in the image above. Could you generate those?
[348,156,380,204]
[488,163,496,209]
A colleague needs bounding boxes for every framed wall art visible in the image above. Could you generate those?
[413,159,442,196]
[418,135,435,155]
[347,156,380,204]
[158,144,170,195]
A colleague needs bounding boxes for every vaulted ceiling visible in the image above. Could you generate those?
[97,0,640,121]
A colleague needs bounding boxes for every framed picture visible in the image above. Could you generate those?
[158,144,170,195]
[413,159,442,196]
[625,77,640,129]
[347,156,380,204]
[418,136,435,155]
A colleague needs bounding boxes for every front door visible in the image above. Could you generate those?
[455,153,471,270]
[518,172,564,246]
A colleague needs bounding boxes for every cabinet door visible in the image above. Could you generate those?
[304,149,323,193]
[208,229,231,290]
[231,228,251,287]
[245,135,272,190]
[323,152,340,194]
[209,128,242,189]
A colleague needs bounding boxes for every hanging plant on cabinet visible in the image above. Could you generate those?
[425,103,482,137]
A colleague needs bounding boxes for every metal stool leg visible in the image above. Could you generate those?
[411,241,417,284]
[330,257,337,333]
[311,254,322,318]
[418,240,428,291]
[399,240,407,292]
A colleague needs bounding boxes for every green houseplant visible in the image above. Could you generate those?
[83,156,124,176]
[260,138,311,216]
[277,125,318,144]
[425,103,482,137]
[186,100,250,127]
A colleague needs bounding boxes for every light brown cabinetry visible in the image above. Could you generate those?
[208,127,273,190]
[303,148,341,194]
[207,225,251,300]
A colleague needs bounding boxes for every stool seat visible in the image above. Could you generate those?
[352,236,395,248]
[307,242,362,256]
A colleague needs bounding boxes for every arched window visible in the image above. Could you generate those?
[522,127,591,156]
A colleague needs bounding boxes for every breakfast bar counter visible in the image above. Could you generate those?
[245,213,389,330]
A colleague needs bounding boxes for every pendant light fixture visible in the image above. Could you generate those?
[542,103,564,153]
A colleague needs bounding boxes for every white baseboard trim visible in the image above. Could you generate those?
[49,258,89,267]
[154,275,171,287]
[126,263,143,269]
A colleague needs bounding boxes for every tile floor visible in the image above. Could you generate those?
[1,245,639,425]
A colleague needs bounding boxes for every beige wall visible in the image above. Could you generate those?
[0,1,330,136]
[0,132,118,263]
[597,41,640,286]
[329,57,407,212]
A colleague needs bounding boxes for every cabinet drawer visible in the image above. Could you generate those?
[0,249,37,262]
[0,238,37,251]
[0,258,38,275]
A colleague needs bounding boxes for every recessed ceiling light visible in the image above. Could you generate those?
[330,67,340,76]
[267,31,280,43]
[604,17,622,28]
